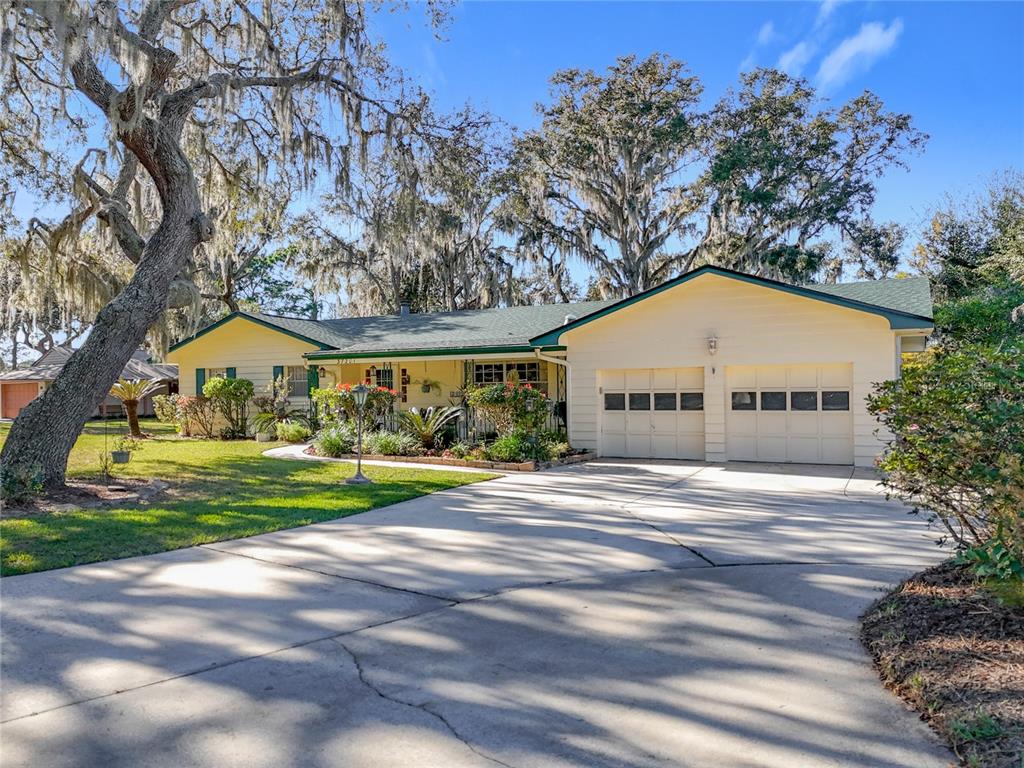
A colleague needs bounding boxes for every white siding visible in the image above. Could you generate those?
[563,273,900,467]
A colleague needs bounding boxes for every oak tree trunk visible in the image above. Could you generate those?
[0,130,205,489]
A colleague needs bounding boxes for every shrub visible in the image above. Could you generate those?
[867,343,1024,581]
[174,395,217,438]
[0,463,44,504]
[202,376,255,439]
[466,382,549,435]
[275,420,311,443]
[484,432,553,463]
[363,430,419,456]
[152,394,178,424]
[398,406,461,448]
[310,387,343,426]
[447,441,472,459]
[312,423,358,457]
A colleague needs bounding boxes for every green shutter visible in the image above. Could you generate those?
[307,366,319,393]
[195,368,206,394]
[272,365,284,394]
[226,367,236,379]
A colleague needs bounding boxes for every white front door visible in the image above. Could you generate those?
[726,364,854,464]
[600,368,705,460]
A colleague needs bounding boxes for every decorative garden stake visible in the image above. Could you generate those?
[346,383,372,485]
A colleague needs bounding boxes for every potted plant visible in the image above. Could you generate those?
[111,436,140,464]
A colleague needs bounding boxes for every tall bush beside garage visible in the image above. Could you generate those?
[867,344,1024,580]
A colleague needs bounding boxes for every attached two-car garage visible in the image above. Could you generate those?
[533,266,934,469]
[598,363,854,465]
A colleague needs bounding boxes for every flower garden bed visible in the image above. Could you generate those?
[304,445,595,472]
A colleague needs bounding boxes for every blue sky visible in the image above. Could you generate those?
[374,0,1023,250]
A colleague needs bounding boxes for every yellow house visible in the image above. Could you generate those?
[167,266,934,467]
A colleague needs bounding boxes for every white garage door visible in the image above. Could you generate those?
[726,364,854,465]
[600,368,705,460]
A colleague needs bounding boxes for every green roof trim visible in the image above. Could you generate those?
[529,266,934,346]
[168,312,334,353]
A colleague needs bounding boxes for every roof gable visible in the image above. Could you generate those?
[168,312,336,353]
[530,266,934,346]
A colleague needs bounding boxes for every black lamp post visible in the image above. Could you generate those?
[346,383,372,485]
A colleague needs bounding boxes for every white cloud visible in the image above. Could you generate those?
[777,41,815,76]
[816,19,904,89]
[757,21,777,46]
[815,0,843,29]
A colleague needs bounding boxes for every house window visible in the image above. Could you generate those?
[287,366,308,398]
[207,367,227,379]
[731,391,756,410]
[760,391,787,411]
[821,391,850,411]
[373,367,394,390]
[507,362,542,384]
[473,363,505,384]
[680,392,704,411]
[604,393,626,411]
[654,393,677,410]
[791,391,818,411]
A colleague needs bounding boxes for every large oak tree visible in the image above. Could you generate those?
[0,0,445,488]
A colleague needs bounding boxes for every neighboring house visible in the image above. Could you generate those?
[0,347,178,420]
[167,265,934,467]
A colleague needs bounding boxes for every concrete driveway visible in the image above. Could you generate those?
[1,460,952,767]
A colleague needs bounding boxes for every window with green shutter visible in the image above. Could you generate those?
[226,367,236,379]
[195,368,206,394]
[273,365,284,394]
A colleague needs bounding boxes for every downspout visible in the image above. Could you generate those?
[535,348,572,443]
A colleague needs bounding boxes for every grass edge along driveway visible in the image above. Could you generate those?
[0,420,495,576]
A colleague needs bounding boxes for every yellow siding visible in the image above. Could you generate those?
[166,318,319,401]
[562,272,900,467]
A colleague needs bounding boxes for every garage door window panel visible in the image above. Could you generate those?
[653,393,677,410]
[629,393,651,410]
[760,391,787,411]
[822,391,850,411]
[731,391,756,410]
[791,391,818,411]
[604,393,626,411]
[680,392,703,411]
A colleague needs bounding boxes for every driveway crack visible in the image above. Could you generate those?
[331,638,517,768]
[616,466,718,567]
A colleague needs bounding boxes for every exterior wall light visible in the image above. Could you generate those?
[706,335,719,356]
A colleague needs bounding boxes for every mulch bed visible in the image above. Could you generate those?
[861,561,1024,767]
[1,477,169,517]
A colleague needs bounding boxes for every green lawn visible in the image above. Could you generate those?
[0,419,494,576]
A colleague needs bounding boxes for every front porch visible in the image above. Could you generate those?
[308,353,568,437]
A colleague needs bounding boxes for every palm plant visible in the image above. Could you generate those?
[109,379,164,438]
[398,406,461,449]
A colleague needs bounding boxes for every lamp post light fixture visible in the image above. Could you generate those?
[345,383,372,485]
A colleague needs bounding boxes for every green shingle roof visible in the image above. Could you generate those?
[805,275,933,319]
[170,266,933,358]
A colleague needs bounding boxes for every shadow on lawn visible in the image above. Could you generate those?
[0,454,484,575]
